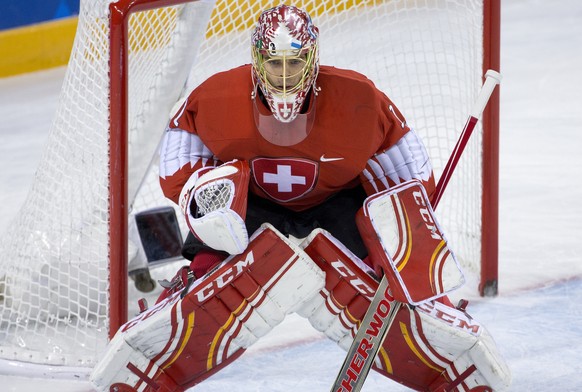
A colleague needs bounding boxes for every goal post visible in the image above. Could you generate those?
[481,0,501,297]
[0,0,500,377]
[107,0,206,339]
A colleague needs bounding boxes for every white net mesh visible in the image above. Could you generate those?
[0,0,213,369]
[0,0,492,373]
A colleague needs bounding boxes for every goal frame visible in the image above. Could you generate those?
[108,0,198,338]
[481,0,501,297]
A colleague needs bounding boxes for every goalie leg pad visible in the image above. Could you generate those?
[414,301,512,391]
[296,228,378,346]
[90,224,325,392]
[295,229,510,391]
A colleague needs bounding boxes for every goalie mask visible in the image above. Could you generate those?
[251,5,319,145]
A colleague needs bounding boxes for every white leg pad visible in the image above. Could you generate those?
[91,224,326,392]
[416,301,512,391]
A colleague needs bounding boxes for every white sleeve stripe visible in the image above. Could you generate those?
[403,129,432,181]
[387,138,411,182]
[363,130,432,189]
[172,100,188,127]
[367,158,390,188]
[377,149,401,185]
[159,129,214,178]
[360,168,379,193]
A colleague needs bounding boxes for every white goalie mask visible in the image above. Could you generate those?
[251,5,319,145]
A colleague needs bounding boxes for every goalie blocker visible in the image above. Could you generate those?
[357,179,465,304]
[91,181,509,391]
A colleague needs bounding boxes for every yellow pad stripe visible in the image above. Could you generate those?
[400,321,444,373]
[163,311,195,369]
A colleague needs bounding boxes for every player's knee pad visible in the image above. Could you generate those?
[296,229,378,349]
[90,224,325,392]
[295,229,510,391]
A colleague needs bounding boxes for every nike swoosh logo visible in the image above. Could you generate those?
[320,154,344,162]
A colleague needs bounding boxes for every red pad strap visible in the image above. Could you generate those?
[190,249,226,278]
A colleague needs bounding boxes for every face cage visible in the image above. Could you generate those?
[252,46,317,102]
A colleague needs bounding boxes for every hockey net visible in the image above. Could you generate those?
[0,0,499,376]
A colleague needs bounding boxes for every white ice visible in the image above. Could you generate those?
[1,0,581,390]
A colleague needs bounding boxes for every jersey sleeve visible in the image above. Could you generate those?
[359,96,436,198]
[159,91,220,204]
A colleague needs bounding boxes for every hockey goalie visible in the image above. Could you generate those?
[91,5,510,391]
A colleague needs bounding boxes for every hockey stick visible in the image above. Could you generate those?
[431,70,503,208]
[330,70,502,392]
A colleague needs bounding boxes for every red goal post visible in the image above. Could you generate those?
[481,0,501,297]
[107,0,202,341]
[0,0,500,378]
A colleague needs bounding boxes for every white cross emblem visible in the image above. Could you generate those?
[278,103,292,119]
[251,157,317,202]
[263,165,306,192]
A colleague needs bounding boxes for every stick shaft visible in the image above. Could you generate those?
[330,278,399,392]
[432,70,501,208]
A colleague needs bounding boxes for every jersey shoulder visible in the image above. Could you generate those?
[318,65,387,104]
[193,64,252,99]
[318,66,379,89]
[171,65,253,135]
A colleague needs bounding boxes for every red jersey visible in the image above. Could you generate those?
[160,65,434,211]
